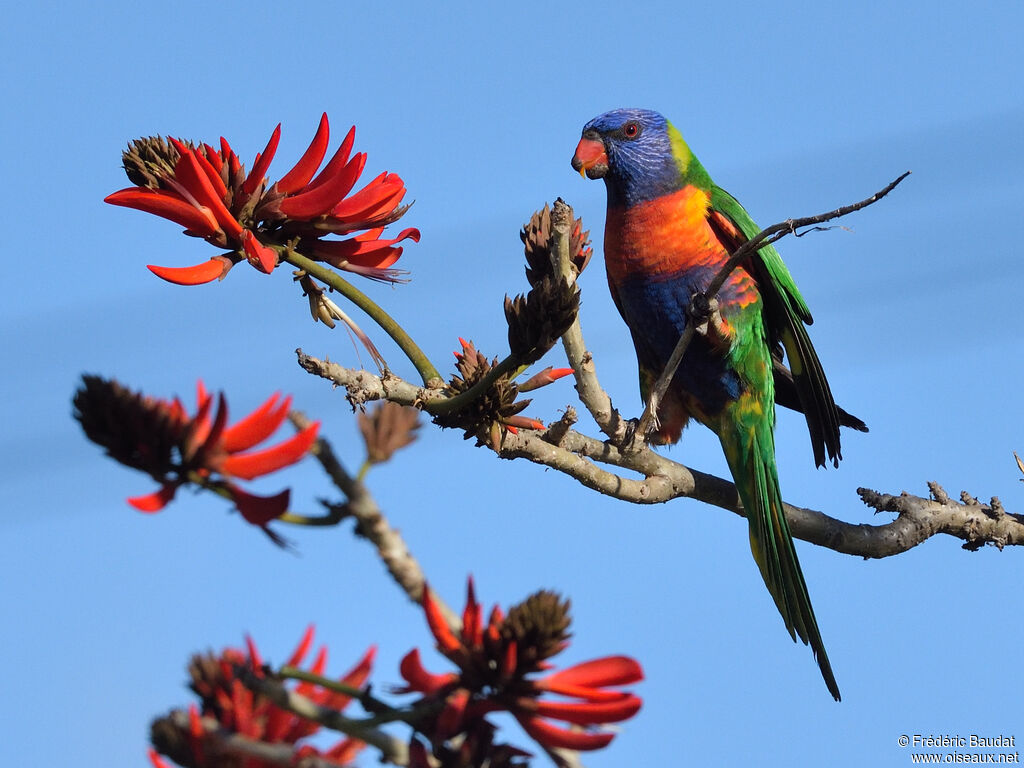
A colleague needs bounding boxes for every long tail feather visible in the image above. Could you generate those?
[719,400,841,701]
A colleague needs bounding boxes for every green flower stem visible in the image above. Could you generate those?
[187,473,336,527]
[277,510,345,526]
[424,353,521,416]
[283,249,441,386]
[277,665,367,701]
[277,665,431,728]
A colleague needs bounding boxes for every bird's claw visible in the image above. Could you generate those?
[688,292,719,336]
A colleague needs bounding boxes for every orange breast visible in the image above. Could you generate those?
[604,186,726,284]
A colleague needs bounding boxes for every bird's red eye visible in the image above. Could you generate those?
[623,121,639,138]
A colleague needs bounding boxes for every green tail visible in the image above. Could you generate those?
[718,404,841,701]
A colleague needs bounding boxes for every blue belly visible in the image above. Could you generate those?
[613,270,743,418]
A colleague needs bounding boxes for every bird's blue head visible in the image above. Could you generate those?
[571,108,701,208]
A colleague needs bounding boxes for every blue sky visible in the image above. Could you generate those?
[2,1,1023,766]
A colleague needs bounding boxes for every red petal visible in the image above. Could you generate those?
[323,737,365,765]
[294,645,329,703]
[531,694,642,725]
[105,188,220,237]
[220,421,318,479]
[338,644,376,689]
[347,180,408,222]
[231,678,256,737]
[539,656,644,691]
[240,230,278,274]
[285,624,316,667]
[311,227,419,266]
[302,125,356,194]
[278,152,367,220]
[202,144,224,181]
[518,366,575,392]
[221,394,290,453]
[186,704,206,764]
[516,714,615,751]
[127,484,177,512]
[437,688,469,738]
[243,123,281,195]
[193,144,228,198]
[199,392,229,457]
[329,175,403,221]
[398,648,457,694]
[276,112,330,194]
[462,576,481,648]
[487,605,503,644]
[147,748,173,768]
[502,639,518,679]
[230,486,290,526]
[174,150,243,238]
[244,634,263,666]
[147,259,227,286]
[503,415,544,431]
[318,644,376,710]
[422,584,461,654]
[186,384,219,450]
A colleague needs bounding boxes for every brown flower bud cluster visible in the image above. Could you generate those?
[504,276,579,364]
[520,201,593,287]
[431,339,541,450]
[358,400,421,464]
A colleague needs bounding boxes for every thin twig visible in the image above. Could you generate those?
[634,172,911,442]
[153,710,354,768]
[550,200,629,442]
[239,670,410,765]
[297,353,1024,558]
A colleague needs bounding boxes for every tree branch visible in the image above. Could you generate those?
[293,175,1024,561]
[296,351,1024,558]
[549,200,629,442]
[239,671,410,765]
[152,709,372,768]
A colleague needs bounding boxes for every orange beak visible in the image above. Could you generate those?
[571,137,608,179]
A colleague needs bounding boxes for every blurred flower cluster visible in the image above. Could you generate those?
[73,375,317,543]
[149,628,373,768]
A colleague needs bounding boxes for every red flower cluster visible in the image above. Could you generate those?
[73,376,318,540]
[400,579,643,757]
[105,113,418,285]
[149,627,374,768]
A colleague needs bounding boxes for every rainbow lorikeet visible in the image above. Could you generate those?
[571,108,866,701]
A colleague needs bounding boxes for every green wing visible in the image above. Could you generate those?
[708,185,846,468]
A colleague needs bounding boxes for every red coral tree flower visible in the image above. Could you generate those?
[73,375,318,542]
[105,113,419,285]
[151,627,374,767]
[399,579,643,755]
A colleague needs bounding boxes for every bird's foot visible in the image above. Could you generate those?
[687,292,719,337]
[620,408,659,455]
[620,417,645,454]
